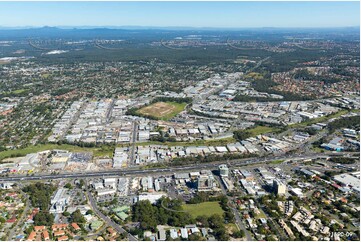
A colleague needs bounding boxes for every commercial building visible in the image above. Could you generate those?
[49,189,70,214]
[137,193,166,204]
[197,174,215,191]
[273,179,287,195]
[219,164,229,177]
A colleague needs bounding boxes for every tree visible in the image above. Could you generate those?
[78,179,85,188]
[132,198,193,231]
[64,183,73,189]
[34,211,54,226]
[132,200,158,231]
[24,225,34,235]
[196,215,209,227]
[224,211,235,223]
[110,198,118,205]
[233,130,252,141]
[232,230,245,238]
[22,182,56,211]
[188,233,203,241]
[70,209,86,224]
[86,210,94,215]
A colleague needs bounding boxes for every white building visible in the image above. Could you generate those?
[219,164,229,177]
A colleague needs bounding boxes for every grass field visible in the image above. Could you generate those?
[247,125,281,136]
[254,209,267,219]
[244,72,264,80]
[136,101,187,120]
[267,159,284,165]
[0,144,114,161]
[182,201,224,218]
[1,89,28,96]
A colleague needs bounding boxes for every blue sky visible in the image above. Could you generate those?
[0,1,359,28]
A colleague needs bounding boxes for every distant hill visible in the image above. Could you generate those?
[0,26,359,41]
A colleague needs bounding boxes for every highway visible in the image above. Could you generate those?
[0,152,354,182]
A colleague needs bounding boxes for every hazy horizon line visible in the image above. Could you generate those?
[0,25,360,30]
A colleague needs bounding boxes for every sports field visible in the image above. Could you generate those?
[136,101,186,120]
[182,201,224,218]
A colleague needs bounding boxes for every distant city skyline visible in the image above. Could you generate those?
[0,1,359,28]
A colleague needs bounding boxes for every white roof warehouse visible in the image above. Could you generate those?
[333,172,360,193]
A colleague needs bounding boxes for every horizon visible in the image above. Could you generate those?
[0,25,360,30]
[0,1,359,28]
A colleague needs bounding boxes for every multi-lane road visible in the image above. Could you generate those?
[1,152,356,182]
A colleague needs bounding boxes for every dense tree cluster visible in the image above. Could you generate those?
[233,130,252,141]
[132,197,194,232]
[33,211,54,226]
[206,214,230,241]
[152,96,192,104]
[304,127,317,135]
[69,209,86,224]
[51,88,73,96]
[327,115,360,132]
[149,131,176,143]
[218,196,235,223]
[329,157,356,164]
[22,182,56,211]
[233,94,280,103]
[193,213,230,240]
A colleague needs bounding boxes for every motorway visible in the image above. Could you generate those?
[0,152,356,182]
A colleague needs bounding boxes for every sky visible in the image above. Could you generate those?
[0,1,359,28]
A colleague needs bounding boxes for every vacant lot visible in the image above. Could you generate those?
[247,125,281,136]
[0,144,114,161]
[182,201,224,218]
[136,101,186,120]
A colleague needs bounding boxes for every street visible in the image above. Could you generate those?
[86,182,138,241]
